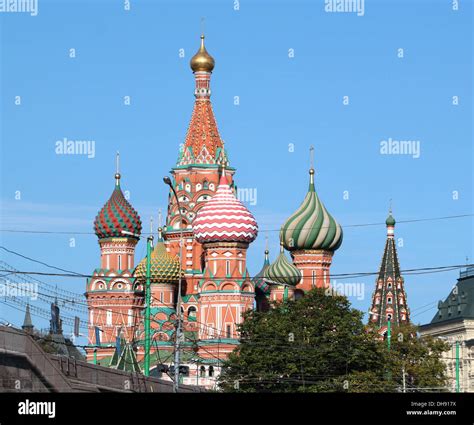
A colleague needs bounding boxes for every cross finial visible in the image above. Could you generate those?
[309,145,314,170]
[115,151,121,185]
[389,198,393,215]
[158,208,162,228]
[150,216,154,234]
[200,17,206,36]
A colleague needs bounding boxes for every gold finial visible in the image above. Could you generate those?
[190,33,215,73]
[265,235,269,256]
[279,241,284,253]
[115,151,121,185]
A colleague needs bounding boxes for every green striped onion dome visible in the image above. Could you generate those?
[280,169,342,252]
[264,244,301,287]
[94,175,142,239]
[134,233,183,284]
[386,213,396,226]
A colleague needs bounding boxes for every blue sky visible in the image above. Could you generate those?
[0,0,472,338]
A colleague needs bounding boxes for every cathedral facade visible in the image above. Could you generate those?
[85,35,346,389]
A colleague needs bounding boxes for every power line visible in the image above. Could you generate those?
[0,213,472,236]
[0,262,471,282]
[0,246,84,277]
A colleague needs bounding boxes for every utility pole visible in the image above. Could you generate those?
[402,366,406,393]
[163,176,185,393]
[144,235,153,376]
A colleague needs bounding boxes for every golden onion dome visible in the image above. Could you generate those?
[134,230,183,284]
[190,35,215,73]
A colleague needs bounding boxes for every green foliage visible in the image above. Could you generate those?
[219,289,448,392]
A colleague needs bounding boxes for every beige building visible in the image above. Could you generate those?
[419,268,474,392]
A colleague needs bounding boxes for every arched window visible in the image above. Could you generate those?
[387,314,392,321]
[188,306,197,319]
[200,366,206,378]
[209,366,214,377]
[387,297,392,304]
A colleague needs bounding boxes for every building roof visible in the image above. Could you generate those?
[378,231,401,281]
[22,303,33,330]
[428,268,474,325]
[253,249,271,294]
[193,173,258,244]
[134,228,183,284]
[177,36,228,168]
[190,34,215,73]
[280,168,342,252]
[264,243,301,287]
[94,168,142,240]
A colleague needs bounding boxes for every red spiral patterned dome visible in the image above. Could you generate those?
[94,178,142,239]
[193,174,258,244]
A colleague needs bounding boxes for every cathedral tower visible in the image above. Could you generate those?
[280,149,343,294]
[85,155,142,362]
[193,171,258,360]
[164,35,233,298]
[369,211,410,335]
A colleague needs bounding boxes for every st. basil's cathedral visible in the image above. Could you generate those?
[84,36,410,388]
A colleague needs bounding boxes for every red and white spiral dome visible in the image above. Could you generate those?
[193,174,258,244]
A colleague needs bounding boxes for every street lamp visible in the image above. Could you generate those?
[163,175,185,393]
[122,230,153,377]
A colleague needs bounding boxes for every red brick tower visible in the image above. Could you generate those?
[86,154,142,363]
[164,35,233,300]
[193,171,258,361]
[280,149,343,295]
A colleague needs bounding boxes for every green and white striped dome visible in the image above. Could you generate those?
[280,169,342,252]
[264,244,301,287]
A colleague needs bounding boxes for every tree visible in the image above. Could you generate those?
[383,323,449,392]
[218,289,448,392]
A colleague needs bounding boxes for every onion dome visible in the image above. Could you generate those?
[193,172,258,244]
[386,213,396,226]
[264,243,301,287]
[134,228,183,284]
[280,168,342,252]
[94,158,142,239]
[253,249,271,294]
[190,35,215,73]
